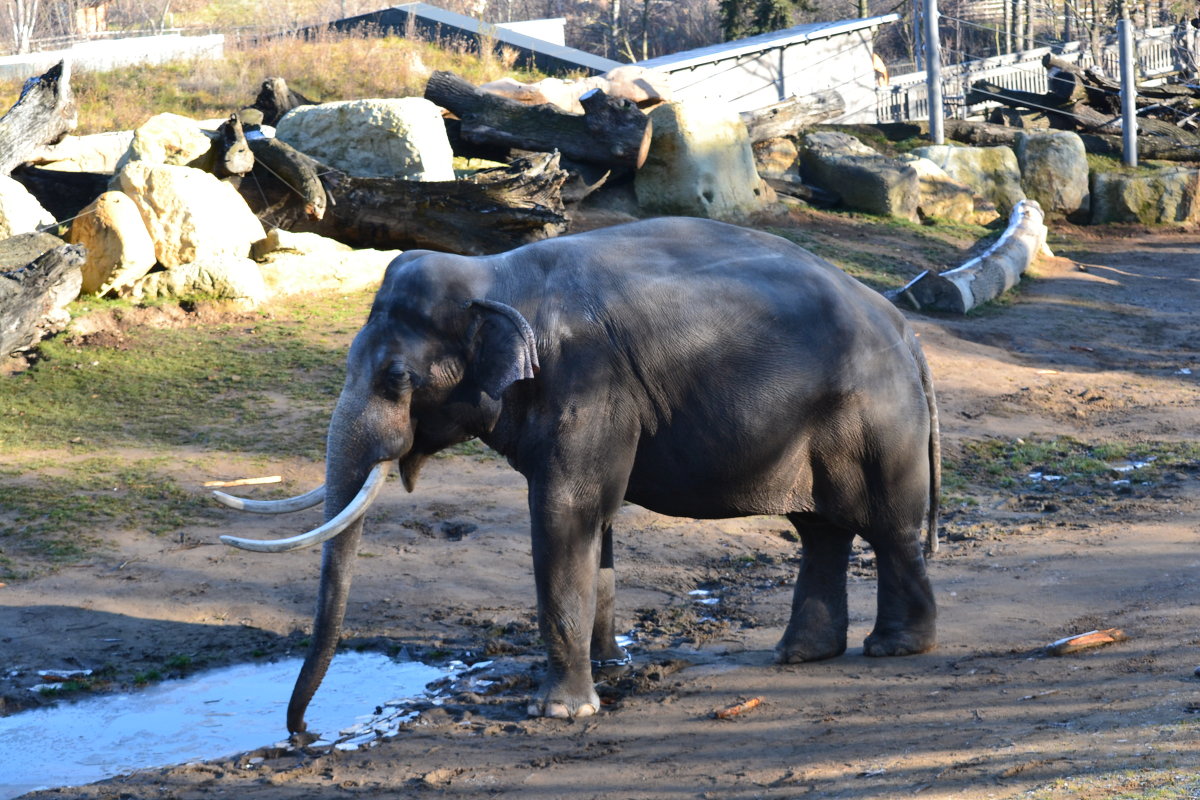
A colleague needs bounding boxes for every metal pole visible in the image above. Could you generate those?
[924,0,944,143]
[1118,18,1138,167]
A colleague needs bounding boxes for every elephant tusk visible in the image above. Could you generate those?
[212,485,326,514]
[219,463,390,553]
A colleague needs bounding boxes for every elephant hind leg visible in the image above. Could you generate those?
[775,516,853,664]
[862,534,937,657]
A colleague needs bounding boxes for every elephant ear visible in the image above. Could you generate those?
[467,299,540,400]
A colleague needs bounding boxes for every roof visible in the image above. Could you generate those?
[636,14,900,72]
[331,3,622,75]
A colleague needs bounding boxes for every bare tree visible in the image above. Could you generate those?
[5,0,43,53]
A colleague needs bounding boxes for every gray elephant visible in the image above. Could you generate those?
[217,217,940,735]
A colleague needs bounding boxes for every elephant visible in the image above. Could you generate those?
[216,216,940,735]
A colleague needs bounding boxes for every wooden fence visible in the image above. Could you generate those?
[877,24,1185,123]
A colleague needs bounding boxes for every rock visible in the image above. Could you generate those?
[1016,131,1089,218]
[130,256,268,309]
[117,162,265,269]
[635,101,772,220]
[32,131,135,173]
[0,176,56,238]
[1089,166,1200,225]
[753,137,799,179]
[113,113,216,174]
[275,98,455,180]
[66,191,157,295]
[0,232,67,269]
[899,155,984,224]
[801,131,918,221]
[252,228,399,296]
[911,144,1026,215]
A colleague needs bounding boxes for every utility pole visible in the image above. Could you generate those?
[924,0,944,143]
[1118,16,1138,166]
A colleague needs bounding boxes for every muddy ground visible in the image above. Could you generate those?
[2,215,1199,799]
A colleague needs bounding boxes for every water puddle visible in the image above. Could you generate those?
[0,652,443,799]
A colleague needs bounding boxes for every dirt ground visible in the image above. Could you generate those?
[3,219,1199,799]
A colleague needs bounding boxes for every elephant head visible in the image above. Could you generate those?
[216,254,538,735]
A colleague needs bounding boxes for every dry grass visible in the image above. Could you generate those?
[0,28,539,135]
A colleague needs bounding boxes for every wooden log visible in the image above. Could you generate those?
[1,242,86,356]
[891,200,1048,314]
[10,165,109,223]
[0,61,77,177]
[424,70,652,172]
[245,136,327,220]
[740,91,845,142]
[239,149,569,255]
[214,115,254,178]
[249,77,316,127]
[1045,628,1127,656]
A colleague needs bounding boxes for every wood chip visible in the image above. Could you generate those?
[202,475,283,488]
[1045,628,1127,656]
[712,696,763,719]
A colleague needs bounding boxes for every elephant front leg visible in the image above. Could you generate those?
[528,507,603,719]
[590,523,630,682]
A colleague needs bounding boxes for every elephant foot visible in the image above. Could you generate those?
[591,645,632,683]
[774,627,846,664]
[863,628,936,657]
[527,678,601,719]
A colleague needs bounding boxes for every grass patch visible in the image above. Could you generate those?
[949,436,1200,492]
[1025,768,1200,799]
[0,30,545,135]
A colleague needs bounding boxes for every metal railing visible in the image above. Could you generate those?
[877,24,1184,123]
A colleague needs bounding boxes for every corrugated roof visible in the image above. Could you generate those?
[636,13,900,71]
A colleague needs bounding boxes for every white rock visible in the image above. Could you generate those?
[0,176,56,238]
[275,98,454,180]
[130,256,268,309]
[67,191,157,295]
[635,101,771,220]
[113,113,216,174]
[254,229,399,297]
[117,162,265,269]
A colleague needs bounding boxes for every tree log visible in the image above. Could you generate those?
[10,165,109,222]
[239,149,569,255]
[249,77,317,127]
[1,242,86,356]
[0,61,77,177]
[892,200,1048,314]
[740,91,845,142]
[214,115,254,178]
[424,70,652,172]
[945,118,1200,161]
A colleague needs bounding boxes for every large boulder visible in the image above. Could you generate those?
[130,256,268,309]
[1090,166,1200,224]
[275,98,455,180]
[252,229,399,296]
[801,131,918,221]
[66,191,157,295]
[899,155,999,225]
[911,144,1026,215]
[635,101,772,220]
[113,113,216,174]
[1016,131,1089,218]
[0,176,56,238]
[34,131,135,173]
[753,137,799,179]
[117,162,265,269]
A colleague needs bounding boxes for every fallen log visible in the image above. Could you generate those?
[240,149,569,255]
[10,165,109,223]
[424,70,652,173]
[891,200,1048,314]
[740,91,845,142]
[0,61,77,177]
[1,242,86,356]
[214,115,254,178]
[248,77,316,127]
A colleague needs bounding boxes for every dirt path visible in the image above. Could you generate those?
[3,230,1199,799]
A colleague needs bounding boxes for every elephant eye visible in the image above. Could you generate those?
[380,358,412,401]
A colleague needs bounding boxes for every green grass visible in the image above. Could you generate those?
[950,436,1200,492]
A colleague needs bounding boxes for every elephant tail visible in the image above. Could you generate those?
[914,337,941,556]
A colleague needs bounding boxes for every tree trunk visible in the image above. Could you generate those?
[424,70,652,172]
[891,200,1048,314]
[239,149,570,256]
[0,242,86,357]
[740,91,846,142]
[0,60,77,177]
[249,77,316,127]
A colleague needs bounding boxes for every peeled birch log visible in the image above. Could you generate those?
[891,200,1049,314]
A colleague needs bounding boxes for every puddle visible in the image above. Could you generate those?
[0,652,443,799]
